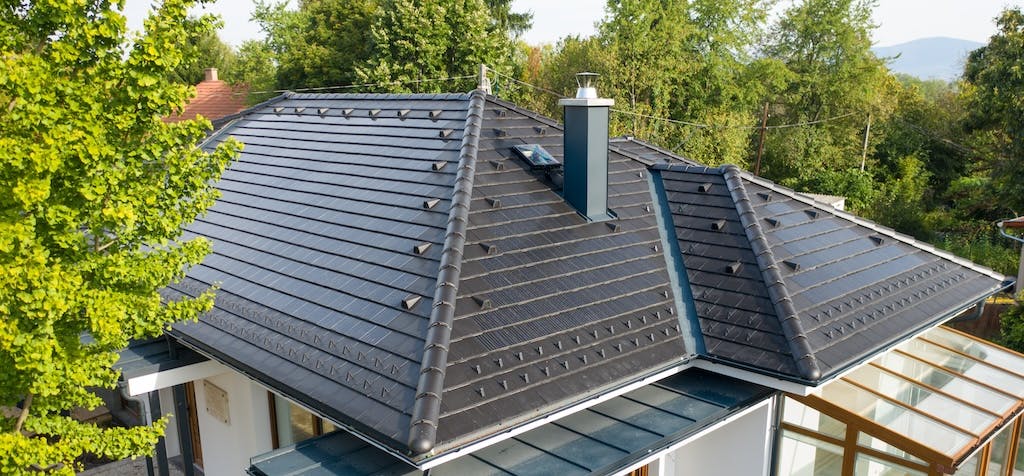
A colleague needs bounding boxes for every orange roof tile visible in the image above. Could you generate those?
[165,79,248,123]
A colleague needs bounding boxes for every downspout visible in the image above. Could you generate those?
[997,220,1024,296]
[118,382,155,476]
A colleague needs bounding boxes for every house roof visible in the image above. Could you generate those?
[164,89,1008,466]
[165,77,248,123]
[168,91,693,463]
[650,163,1008,383]
[1002,216,1024,229]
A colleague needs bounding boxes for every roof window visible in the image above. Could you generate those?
[512,144,561,170]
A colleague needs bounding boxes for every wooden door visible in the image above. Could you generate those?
[184,382,203,469]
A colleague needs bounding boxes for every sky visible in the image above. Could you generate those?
[123,0,1024,48]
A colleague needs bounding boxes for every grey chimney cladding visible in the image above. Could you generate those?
[558,73,614,221]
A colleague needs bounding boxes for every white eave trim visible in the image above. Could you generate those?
[692,359,816,396]
[125,359,227,396]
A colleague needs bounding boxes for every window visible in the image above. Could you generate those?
[987,424,1013,476]
[854,452,927,476]
[777,430,844,476]
[268,392,337,449]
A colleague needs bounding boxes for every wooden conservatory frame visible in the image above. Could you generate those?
[776,326,1024,476]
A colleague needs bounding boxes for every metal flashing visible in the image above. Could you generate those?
[648,169,705,354]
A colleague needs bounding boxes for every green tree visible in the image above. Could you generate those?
[0,1,240,473]
[999,297,1024,353]
[485,0,533,37]
[169,26,236,85]
[874,75,966,197]
[596,0,691,139]
[358,0,516,93]
[760,0,896,190]
[961,8,1024,216]
[253,0,378,90]
[527,0,777,165]
[229,40,278,104]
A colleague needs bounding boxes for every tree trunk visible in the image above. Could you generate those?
[14,392,33,434]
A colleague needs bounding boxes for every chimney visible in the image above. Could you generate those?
[558,73,614,221]
[204,68,218,82]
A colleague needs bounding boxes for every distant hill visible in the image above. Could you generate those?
[872,37,984,82]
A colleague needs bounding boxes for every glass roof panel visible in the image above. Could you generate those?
[783,397,846,439]
[810,326,1024,470]
[876,351,1016,415]
[925,327,1024,381]
[857,432,926,464]
[819,379,973,455]
[896,338,1024,397]
[844,364,997,436]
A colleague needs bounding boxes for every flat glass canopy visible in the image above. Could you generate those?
[782,326,1024,475]
[248,368,772,476]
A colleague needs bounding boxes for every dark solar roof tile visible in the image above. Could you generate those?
[648,160,1006,384]
[168,91,1006,469]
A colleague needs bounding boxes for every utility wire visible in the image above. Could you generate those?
[488,67,860,131]
[489,69,568,100]
[894,118,981,157]
[241,74,478,96]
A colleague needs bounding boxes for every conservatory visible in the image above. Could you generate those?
[777,326,1024,476]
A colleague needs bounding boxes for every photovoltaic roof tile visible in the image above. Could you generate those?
[167,91,1006,469]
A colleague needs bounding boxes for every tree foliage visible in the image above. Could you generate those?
[358,0,519,92]
[523,0,777,166]
[0,0,240,473]
[961,8,1024,216]
[253,0,378,90]
[250,0,530,92]
[759,0,896,195]
[168,26,236,85]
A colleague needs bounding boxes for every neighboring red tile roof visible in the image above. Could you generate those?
[165,71,248,123]
[1003,216,1024,229]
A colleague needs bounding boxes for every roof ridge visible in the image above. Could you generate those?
[407,89,487,456]
[209,93,290,130]
[720,165,822,382]
[737,171,1008,284]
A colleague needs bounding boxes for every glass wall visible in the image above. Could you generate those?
[775,326,1024,476]
[779,397,932,475]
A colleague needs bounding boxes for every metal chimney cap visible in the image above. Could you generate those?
[574,72,600,98]
[559,72,614,107]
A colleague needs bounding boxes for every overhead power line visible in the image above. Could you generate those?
[894,118,981,157]
[242,74,478,96]
[487,67,859,131]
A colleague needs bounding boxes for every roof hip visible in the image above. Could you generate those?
[720,164,822,381]
[407,89,487,456]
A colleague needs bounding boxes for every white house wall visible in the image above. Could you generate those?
[191,370,274,475]
[157,387,181,459]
